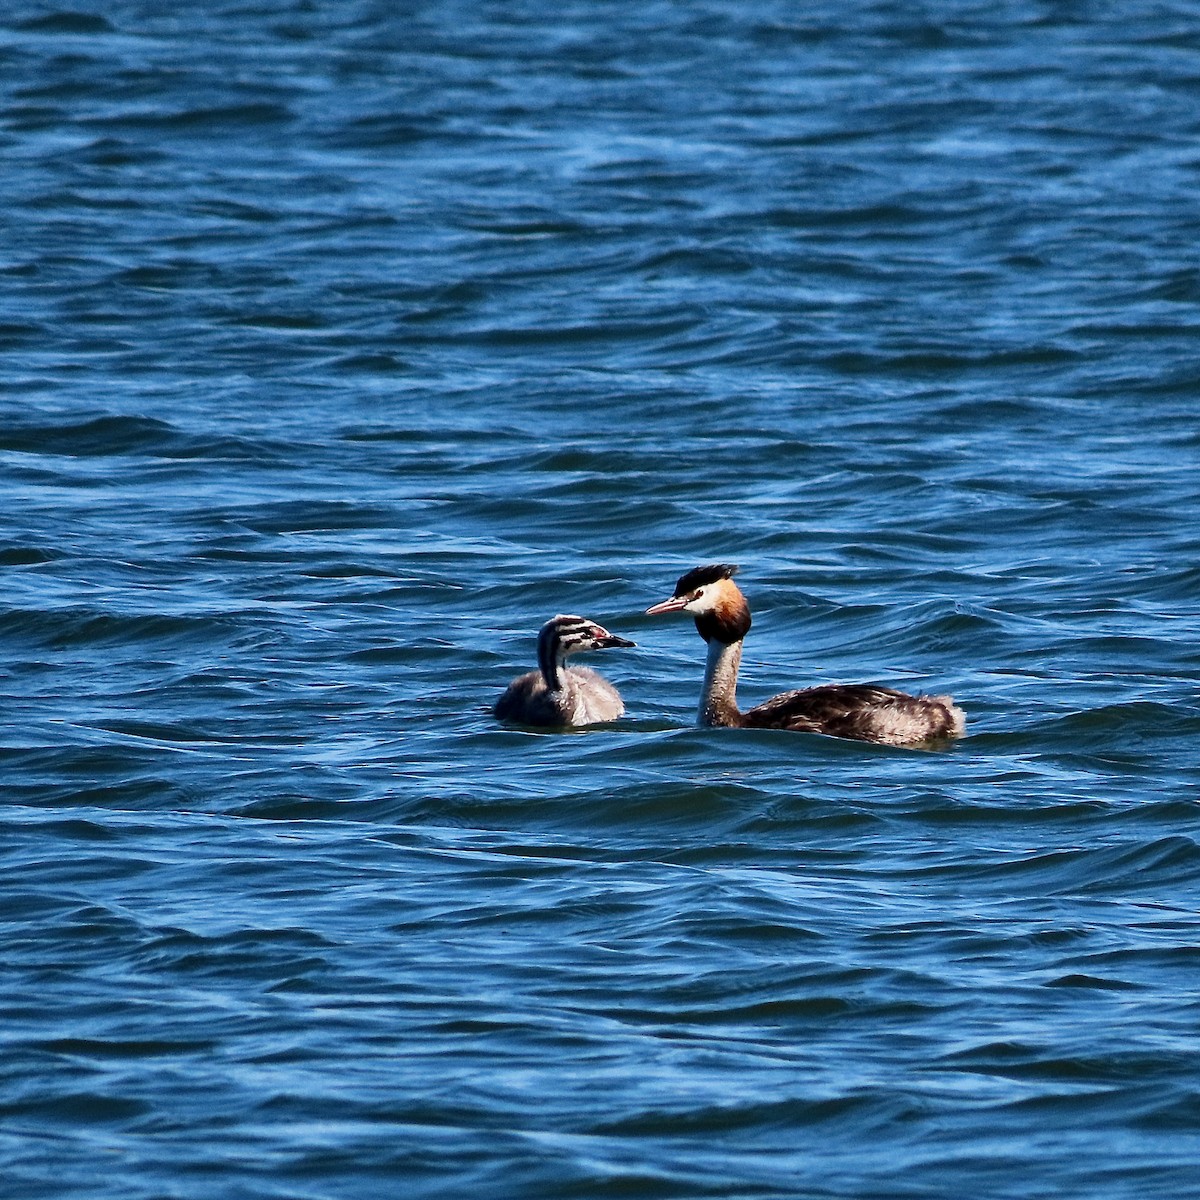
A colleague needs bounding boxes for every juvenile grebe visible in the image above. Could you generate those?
[494,614,635,727]
[646,564,964,746]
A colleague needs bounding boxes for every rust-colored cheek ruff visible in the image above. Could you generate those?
[693,583,751,645]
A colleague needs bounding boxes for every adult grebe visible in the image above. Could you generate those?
[494,614,635,727]
[646,564,964,746]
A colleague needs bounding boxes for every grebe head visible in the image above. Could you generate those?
[539,615,636,658]
[645,564,751,644]
[535,614,635,693]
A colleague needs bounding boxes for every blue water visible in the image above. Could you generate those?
[3,3,1199,1197]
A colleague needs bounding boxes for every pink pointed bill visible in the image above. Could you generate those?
[645,595,690,615]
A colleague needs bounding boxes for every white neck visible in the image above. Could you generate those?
[698,638,742,726]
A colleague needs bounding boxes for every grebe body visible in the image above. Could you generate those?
[646,564,964,746]
[495,614,634,727]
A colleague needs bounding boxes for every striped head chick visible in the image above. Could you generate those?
[494,614,635,727]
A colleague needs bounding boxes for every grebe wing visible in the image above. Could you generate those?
[494,670,552,722]
[744,684,962,744]
[742,684,896,729]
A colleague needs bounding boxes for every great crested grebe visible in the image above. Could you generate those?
[646,564,965,746]
[494,614,635,727]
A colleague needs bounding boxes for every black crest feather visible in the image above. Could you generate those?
[674,562,738,597]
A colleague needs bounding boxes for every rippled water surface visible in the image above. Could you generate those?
[3,3,1199,1197]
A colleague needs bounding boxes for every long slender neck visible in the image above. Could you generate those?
[537,629,564,691]
[698,638,743,727]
